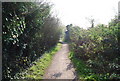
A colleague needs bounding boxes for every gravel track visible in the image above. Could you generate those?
[43,43,76,79]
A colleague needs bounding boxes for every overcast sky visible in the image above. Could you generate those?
[49,0,119,28]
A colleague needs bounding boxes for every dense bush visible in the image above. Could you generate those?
[68,18,120,80]
[2,1,62,79]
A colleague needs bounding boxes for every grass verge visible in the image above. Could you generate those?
[69,52,101,81]
[69,52,120,81]
[15,43,62,79]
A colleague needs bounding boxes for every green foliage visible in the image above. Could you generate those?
[2,2,62,79]
[69,52,95,81]
[68,18,120,80]
[14,43,61,79]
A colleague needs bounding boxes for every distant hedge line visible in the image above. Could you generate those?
[2,2,62,79]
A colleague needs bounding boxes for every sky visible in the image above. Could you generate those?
[48,0,119,29]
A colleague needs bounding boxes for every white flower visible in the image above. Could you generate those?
[13,35,16,38]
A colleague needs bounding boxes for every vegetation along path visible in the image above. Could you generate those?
[43,43,76,79]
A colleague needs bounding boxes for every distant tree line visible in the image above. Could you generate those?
[2,1,62,79]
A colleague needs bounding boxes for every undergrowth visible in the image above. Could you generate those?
[14,43,62,79]
[69,52,119,81]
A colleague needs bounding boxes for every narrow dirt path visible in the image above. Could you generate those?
[43,43,76,79]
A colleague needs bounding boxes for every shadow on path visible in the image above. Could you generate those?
[52,72,62,78]
[66,63,74,71]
